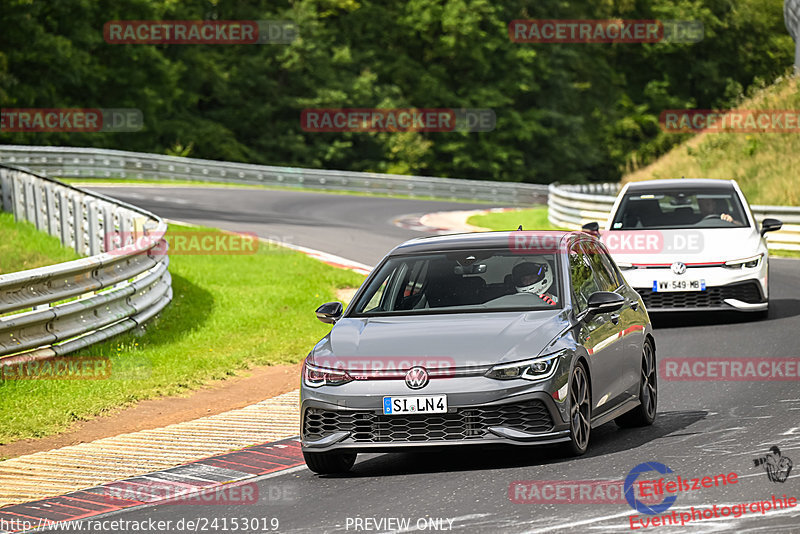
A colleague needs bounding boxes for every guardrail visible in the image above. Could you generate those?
[548,183,800,251]
[0,145,549,206]
[0,163,172,363]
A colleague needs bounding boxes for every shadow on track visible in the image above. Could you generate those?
[768,298,800,321]
[650,298,800,329]
[332,410,707,478]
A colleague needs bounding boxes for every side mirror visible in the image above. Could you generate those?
[581,221,600,237]
[760,218,783,236]
[586,291,625,315]
[315,301,343,324]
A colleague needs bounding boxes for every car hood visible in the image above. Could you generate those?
[605,227,763,265]
[310,310,570,369]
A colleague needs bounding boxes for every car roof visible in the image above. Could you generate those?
[388,230,585,255]
[624,178,736,191]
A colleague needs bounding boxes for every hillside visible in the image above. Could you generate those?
[623,75,800,206]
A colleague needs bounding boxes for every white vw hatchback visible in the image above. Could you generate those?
[597,179,782,315]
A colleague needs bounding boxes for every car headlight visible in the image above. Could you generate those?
[303,358,354,387]
[723,253,763,269]
[485,353,561,381]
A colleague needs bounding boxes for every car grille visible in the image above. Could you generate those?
[636,280,763,309]
[303,401,554,443]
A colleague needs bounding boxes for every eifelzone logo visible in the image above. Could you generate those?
[624,462,678,515]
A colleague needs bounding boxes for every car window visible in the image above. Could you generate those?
[596,243,624,289]
[611,188,749,230]
[569,244,598,313]
[361,267,395,313]
[583,241,620,292]
[350,250,562,316]
[392,259,430,311]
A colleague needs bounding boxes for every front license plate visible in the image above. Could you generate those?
[653,279,706,292]
[383,395,448,415]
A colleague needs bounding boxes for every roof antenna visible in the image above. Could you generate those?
[517,225,523,231]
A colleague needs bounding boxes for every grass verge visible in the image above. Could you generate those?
[771,249,800,258]
[467,206,565,231]
[0,212,81,274]
[622,75,800,206]
[0,222,365,444]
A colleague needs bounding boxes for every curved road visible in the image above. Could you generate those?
[91,185,499,266]
[73,186,800,533]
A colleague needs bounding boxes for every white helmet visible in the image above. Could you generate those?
[512,261,553,295]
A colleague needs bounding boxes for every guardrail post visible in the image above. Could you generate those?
[33,182,45,231]
[58,189,71,248]
[119,212,133,247]
[10,170,21,220]
[103,206,115,252]
[0,169,12,212]
[23,176,36,223]
[73,195,84,254]
[87,200,100,256]
[45,182,57,236]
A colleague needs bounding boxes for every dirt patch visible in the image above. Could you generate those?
[336,287,358,304]
[0,363,302,460]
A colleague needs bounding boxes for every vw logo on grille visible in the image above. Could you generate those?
[405,366,429,389]
[670,262,687,275]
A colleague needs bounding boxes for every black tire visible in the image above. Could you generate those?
[566,361,591,456]
[616,340,657,428]
[303,450,357,475]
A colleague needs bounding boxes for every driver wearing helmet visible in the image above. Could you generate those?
[512,261,558,305]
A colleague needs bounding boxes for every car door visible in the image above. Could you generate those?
[592,241,646,401]
[568,240,628,418]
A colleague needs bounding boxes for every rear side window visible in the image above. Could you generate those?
[584,241,621,291]
[569,244,598,313]
[569,241,620,312]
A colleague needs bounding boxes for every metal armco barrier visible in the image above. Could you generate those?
[0,163,172,361]
[548,183,800,251]
[0,145,549,206]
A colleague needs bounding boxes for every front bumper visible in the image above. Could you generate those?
[634,280,766,312]
[621,264,768,312]
[300,378,571,452]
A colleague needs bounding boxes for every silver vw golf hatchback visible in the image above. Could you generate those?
[301,231,656,474]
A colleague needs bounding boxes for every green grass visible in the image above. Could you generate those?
[60,177,492,204]
[0,212,81,274]
[467,206,565,231]
[623,75,800,206]
[771,249,800,258]
[0,223,365,444]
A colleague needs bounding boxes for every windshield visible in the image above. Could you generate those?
[350,250,562,316]
[611,188,750,230]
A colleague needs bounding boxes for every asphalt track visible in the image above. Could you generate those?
[90,186,500,266]
[62,186,800,533]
